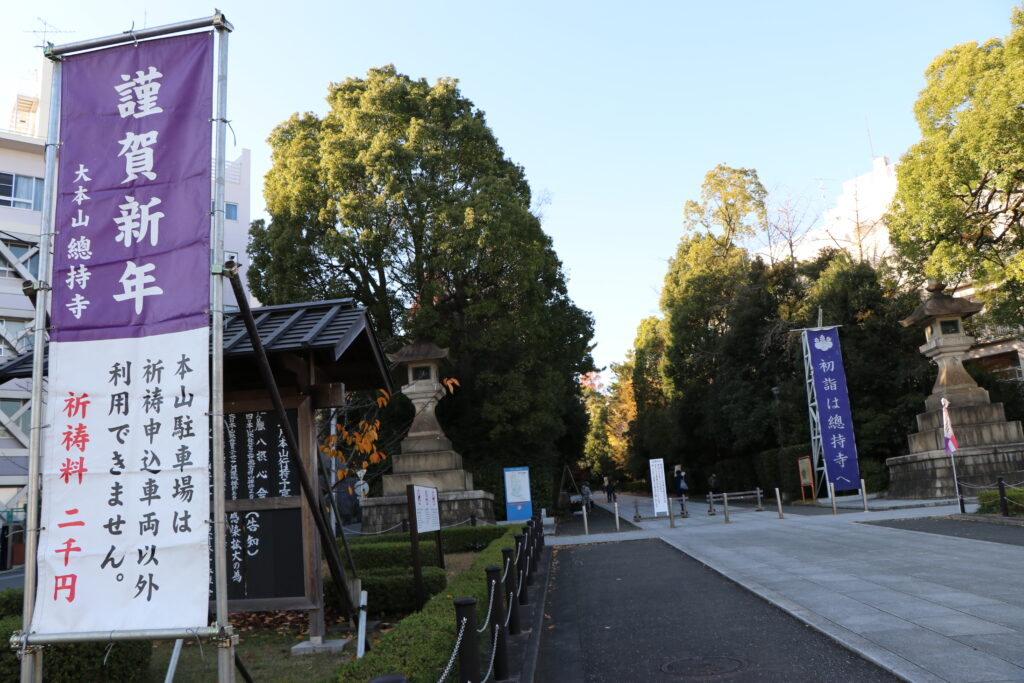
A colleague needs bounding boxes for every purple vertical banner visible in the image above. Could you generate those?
[51,32,212,340]
[33,33,213,635]
[805,327,861,491]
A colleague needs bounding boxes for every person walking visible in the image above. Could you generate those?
[707,472,720,515]
[672,465,688,517]
[581,481,593,512]
[603,476,617,503]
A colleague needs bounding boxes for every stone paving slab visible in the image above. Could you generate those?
[547,493,1024,682]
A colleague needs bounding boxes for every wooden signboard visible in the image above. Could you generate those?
[210,407,316,610]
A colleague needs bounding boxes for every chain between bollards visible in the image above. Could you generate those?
[485,565,509,681]
[514,534,529,606]
[501,547,521,635]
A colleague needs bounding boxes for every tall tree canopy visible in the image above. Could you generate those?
[249,65,594,506]
[888,6,1024,324]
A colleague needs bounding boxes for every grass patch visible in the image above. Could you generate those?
[145,627,350,682]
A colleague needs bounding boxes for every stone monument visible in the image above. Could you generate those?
[359,341,495,531]
[886,281,1024,497]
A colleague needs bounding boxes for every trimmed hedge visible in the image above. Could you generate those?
[0,614,18,681]
[0,590,151,681]
[326,566,448,617]
[345,540,441,573]
[0,589,22,617]
[347,525,507,552]
[337,528,517,682]
[977,488,1024,516]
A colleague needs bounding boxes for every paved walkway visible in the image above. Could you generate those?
[546,493,1024,682]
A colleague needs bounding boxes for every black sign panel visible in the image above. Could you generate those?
[224,410,298,501]
[210,409,307,606]
[225,508,304,600]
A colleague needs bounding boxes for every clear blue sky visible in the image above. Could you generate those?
[1,1,1018,373]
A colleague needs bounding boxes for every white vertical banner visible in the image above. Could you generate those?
[649,458,668,516]
[413,485,440,533]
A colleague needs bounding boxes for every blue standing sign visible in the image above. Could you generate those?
[805,327,861,491]
[503,466,533,521]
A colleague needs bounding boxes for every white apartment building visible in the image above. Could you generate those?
[0,62,252,503]
[797,155,897,265]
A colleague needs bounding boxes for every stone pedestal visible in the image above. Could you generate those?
[361,490,495,533]
[888,401,1024,497]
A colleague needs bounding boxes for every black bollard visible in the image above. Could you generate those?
[999,477,1010,517]
[514,534,529,606]
[401,518,409,533]
[454,597,479,683]
[501,547,521,635]
[470,512,477,527]
[369,676,408,683]
[530,517,541,572]
[486,565,510,681]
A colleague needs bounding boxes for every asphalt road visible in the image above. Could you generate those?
[0,569,24,592]
[555,504,639,536]
[536,538,900,683]
[867,517,1024,547]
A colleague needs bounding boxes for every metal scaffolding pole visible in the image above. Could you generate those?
[19,55,61,683]
[211,17,235,683]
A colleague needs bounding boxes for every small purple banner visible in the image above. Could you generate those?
[806,327,861,491]
[52,32,212,342]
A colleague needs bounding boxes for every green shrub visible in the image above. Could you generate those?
[345,540,440,573]
[337,528,517,682]
[977,488,1024,516]
[859,457,889,493]
[346,525,506,552]
[325,567,448,617]
[0,614,19,681]
[0,611,151,682]
[0,588,23,617]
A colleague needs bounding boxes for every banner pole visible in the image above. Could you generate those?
[20,56,62,683]
[211,22,235,683]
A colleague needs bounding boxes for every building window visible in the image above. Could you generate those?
[209,202,239,220]
[0,242,40,279]
[0,318,31,357]
[0,398,30,440]
[0,173,45,211]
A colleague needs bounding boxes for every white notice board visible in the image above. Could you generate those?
[649,458,669,516]
[412,485,440,533]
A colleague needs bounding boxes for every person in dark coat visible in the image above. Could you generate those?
[672,465,689,516]
[603,476,617,503]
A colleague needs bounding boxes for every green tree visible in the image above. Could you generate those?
[888,5,1024,324]
[684,164,768,254]
[249,65,594,509]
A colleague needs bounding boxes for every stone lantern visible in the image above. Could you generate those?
[358,340,495,531]
[885,281,1024,498]
[900,280,987,412]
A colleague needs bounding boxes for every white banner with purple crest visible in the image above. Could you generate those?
[33,33,212,634]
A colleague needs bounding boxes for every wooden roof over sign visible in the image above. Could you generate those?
[0,298,393,392]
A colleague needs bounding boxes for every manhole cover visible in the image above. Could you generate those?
[661,656,746,677]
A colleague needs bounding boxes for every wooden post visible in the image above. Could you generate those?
[435,528,445,570]
[406,485,425,609]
